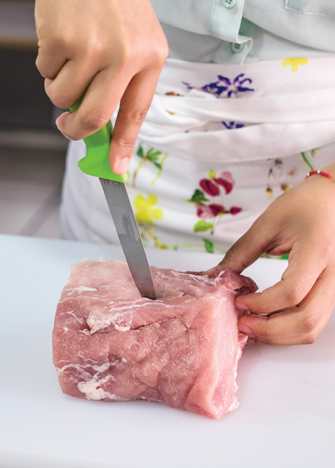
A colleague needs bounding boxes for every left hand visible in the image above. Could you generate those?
[219,164,335,345]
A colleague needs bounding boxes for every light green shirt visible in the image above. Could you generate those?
[151,0,335,63]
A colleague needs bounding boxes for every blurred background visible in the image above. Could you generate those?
[0,0,68,239]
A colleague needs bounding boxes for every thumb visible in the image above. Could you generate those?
[219,223,269,274]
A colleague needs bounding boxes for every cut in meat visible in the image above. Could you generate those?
[53,260,257,419]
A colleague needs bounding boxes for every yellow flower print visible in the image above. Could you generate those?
[282,57,308,73]
[134,194,163,226]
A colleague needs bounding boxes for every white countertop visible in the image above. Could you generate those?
[1,234,334,468]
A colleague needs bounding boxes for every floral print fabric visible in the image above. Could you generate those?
[188,170,242,235]
[61,57,335,252]
[183,73,255,98]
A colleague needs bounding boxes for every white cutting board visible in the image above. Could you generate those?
[0,234,334,468]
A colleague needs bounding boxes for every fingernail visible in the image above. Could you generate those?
[235,301,249,311]
[55,115,71,140]
[239,324,255,338]
[116,158,129,175]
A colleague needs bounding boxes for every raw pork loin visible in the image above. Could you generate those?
[53,260,257,419]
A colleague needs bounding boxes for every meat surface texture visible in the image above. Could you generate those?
[53,260,257,419]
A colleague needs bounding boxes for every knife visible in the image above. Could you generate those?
[69,97,155,300]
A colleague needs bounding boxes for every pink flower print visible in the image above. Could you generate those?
[188,169,243,237]
[214,172,236,195]
[230,206,242,215]
[220,171,235,185]
[199,179,220,197]
[197,205,215,219]
[197,204,225,219]
[199,171,236,196]
[214,178,232,195]
[209,204,225,216]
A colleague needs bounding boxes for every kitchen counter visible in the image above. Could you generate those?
[1,234,334,468]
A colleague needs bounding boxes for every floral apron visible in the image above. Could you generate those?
[61,56,335,253]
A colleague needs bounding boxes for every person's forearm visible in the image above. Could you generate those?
[322,161,335,176]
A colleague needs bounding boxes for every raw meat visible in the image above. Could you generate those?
[53,260,257,419]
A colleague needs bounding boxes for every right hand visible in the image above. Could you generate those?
[35,0,168,174]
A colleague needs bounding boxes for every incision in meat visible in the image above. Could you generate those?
[53,260,257,419]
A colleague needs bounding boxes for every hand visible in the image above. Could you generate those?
[35,0,168,174]
[219,164,335,345]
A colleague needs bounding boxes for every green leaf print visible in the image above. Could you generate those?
[187,189,209,206]
[203,238,214,253]
[301,152,314,171]
[151,154,168,186]
[137,144,145,158]
[133,144,168,187]
[194,221,213,233]
[146,149,162,162]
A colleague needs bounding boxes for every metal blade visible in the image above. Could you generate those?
[99,178,155,299]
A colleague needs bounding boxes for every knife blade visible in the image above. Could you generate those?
[69,97,155,299]
[99,178,155,299]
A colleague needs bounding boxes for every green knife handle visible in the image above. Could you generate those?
[69,97,128,183]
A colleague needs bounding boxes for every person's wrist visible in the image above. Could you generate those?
[305,169,333,180]
[302,164,335,193]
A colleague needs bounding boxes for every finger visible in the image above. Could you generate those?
[36,43,69,80]
[55,67,130,140]
[44,56,99,110]
[238,270,335,345]
[219,218,274,274]
[109,69,160,174]
[235,242,327,314]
